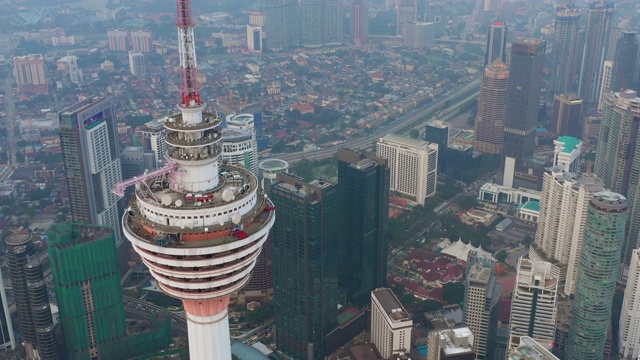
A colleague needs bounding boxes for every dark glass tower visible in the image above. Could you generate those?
[484,17,507,68]
[337,149,390,305]
[424,120,449,172]
[566,192,628,360]
[551,5,581,96]
[271,174,339,360]
[5,234,58,360]
[611,31,638,92]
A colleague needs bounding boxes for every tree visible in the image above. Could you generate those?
[415,299,443,313]
[409,129,420,139]
[442,282,465,305]
[495,250,507,262]
[523,234,534,246]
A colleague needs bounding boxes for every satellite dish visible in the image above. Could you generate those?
[161,195,172,206]
[219,221,225,226]
[175,199,183,207]
[232,214,241,224]
[222,189,234,202]
[197,202,202,207]
[204,227,209,232]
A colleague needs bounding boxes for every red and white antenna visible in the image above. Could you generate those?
[176,0,202,107]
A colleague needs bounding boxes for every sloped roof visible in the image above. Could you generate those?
[441,239,492,262]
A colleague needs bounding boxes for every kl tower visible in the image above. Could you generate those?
[116,0,275,358]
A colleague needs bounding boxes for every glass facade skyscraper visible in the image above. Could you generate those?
[484,17,507,68]
[550,6,581,97]
[271,174,339,360]
[566,192,628,360]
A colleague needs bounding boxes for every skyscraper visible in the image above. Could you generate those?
[396,0,417,37]
[337,149,390,304]
[578,1,614,108]
[48,223,171,360]
[246,25,263,52]
[5,234,58,360]
[551,93,583,137]
[425,1,445,35]
[474,60,509,154]
[265,0,299,50]
[59,97,123,245]
[0,269,15,352]
[484,18,507,68]
[529,167,604,296]
[425,120,449,172]
[611,31,638,92]
[405,21,435,49]
[271,174,339,360]
[128,51,146,77]
[130,29,154,53]
[599,60,615,111]
[107,29,129,51]
[371,288,412,359]
[550,6,581,96]
[566,192,628,360]
[350,0,368,45]
[300,0,342,47]
[507,258,558,352]
[13,54,48,94]
[324,0,343,46]
[619,249,640,359]
[464,251,501,360]
[595,90,640,270]
[226,114,259,176]
[220,128,257,175]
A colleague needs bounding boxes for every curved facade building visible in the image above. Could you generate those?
[226,114,259,176]
[258,158,289,190]
[474,60,509,154]
[221,128,257,174]
[566,192,628,360]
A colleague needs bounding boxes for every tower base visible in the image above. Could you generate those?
[183,296,232,360]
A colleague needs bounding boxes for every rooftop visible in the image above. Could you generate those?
[556,136,582,153]
[258,158,289,171]
[518,200,540,213]
[439,327,474,356]
[508,337,558,360]
[372,288,411,322]
[380,133,435,151]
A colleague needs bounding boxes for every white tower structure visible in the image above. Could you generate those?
[619,249,640,359]
[116,1,275,359]
[226,114,259,176]
[258,158,289,189]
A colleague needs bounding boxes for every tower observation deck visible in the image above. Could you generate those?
[119,1,275,359]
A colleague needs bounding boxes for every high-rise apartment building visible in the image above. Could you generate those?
[595,90,640,270]
[246,25,263,52]
[377,134,438,206]
[300,0,342,47]
[6,234,58,360]
[425,1,445,35]
[474,60,509,155]
[138,118,168,166]
[578,1,614,108]
[350,0,368,45]
[324,0,343,46]
[371,288,412,359]
[265,0,299,51]
[507,258,558,352]
[271,174,339,360]
[130,29,153,53]
[48,223,170,360]
[611,31,638,92]
[425,120,449,172]
[566,192,628,360]
[220,128,257,175]
[619,249,640,359]
[13,54,48,94]
[226,114,259,176]
[107,29,129,51]
[529,167,604,295]
[338,149,390,304]
[484,18,507,68]
[396,0,417,37]
[128,51,146,77]
[552,136,582,173]
[464,251,501,360]
[59,97,123,245]
[0,269,15,352]
[405,21,435,49]
[550,6,581,97]
[551,93,583,137]
[598,60,615,111]
[121,146,145,179]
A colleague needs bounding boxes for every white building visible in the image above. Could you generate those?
[553,136,582,173]
[508,337,558,360]
[508,258,558,352]
[619,249,640,359]
[371,288,413,359]
[599,60,614,111]
[226,114,259,176]
[529,168,605,295]
[478,183,541,204]
[138,118,168,166]
[246,25,262,52]
[221,128,257,174]
[0,268,15,351]
[427,327,474,360]
[377,134,438,206]
[258,158,289,189]
[128,51,146,77]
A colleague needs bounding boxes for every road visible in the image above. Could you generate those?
[273,78,482,163]
[123,296,188,337]
[507,246,529,268]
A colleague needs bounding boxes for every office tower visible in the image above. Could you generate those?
[427,326,474,360]
[350,0,368,45]
[107,29,129,51]
[552,136,582,173]
[138,118,168,166]
[578,1,614,108]
[371,288,412,359]
[377,134,438,206]
[220,128,257,174]
[259,158,289,189]
[599,60,614,111]
[484,18,507,68]
[59,97,123,245]
[550,6,581,96]
[566,192,628,360]
[619,249,640,359]
[508,337,559,360]
[551,93,583,137]
[425,120,449,172]
[324,0,343,46]
[338,149,390,304]
[595,90,640,269]
[507,258,558,351]
[130,29,153,53]
[611,32,638,92]
[0,268,14,352]
[425,2,444,35]
[13,54,48,94]
[226,114,259,176]
[119,2,275,358]
[271,174,338,360]
[5,234,58,360]
[529,167,604,295]
[121,146,145,180]
[246,25,263,52]
[463,251,501,360]
[128,51,146,77]
[249,12,265,26]
[405,21,435,49]
[48,223,170,360]
[474,60,509,155]
[396,0,417,37]
[265,0,299,51]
